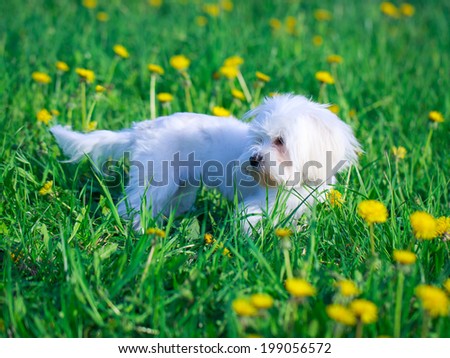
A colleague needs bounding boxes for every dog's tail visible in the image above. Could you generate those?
[50,125,133,168]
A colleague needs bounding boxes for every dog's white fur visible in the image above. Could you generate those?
[51,94,360,232]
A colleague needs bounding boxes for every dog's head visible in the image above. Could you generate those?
[242,94,360,188]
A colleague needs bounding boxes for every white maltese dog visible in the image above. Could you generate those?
[51,94,360,232]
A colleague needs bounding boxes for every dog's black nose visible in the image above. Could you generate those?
[249,154,263,167]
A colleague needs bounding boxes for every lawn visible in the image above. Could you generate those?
[0,0,449,338]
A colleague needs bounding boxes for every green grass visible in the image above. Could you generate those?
[0,0,449,338]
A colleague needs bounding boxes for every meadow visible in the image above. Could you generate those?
[0,0,449,338]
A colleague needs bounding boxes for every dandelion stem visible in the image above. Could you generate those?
[87,98,97,125]
[237,71,252,104]
[283,247,293,279]
[394,158,405,202]
[55,73,61,100]
[106,57,119,84]
[140,239,156,291]
[307,230,316,277]
[423,127,434,162]
[184,85,193,112]
[80,81,87,131]
[333,323,344,338]
[253,85,262,107]
[356,320,363,338]
[181,72,193,112]
[331,65,349,112]
[369,223,376,256]
[318,83,328,103]
[229,101,236,114]
[162,103,171,116]
[343,165,352,200]
[421,312,430,338]
[284,300,298,334]
[150,74,156,119]
[394,270,405,337]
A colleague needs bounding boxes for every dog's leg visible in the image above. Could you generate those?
[121,162,200,229]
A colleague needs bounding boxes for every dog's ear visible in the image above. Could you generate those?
[288,108,360,186]
[243,102,265,122]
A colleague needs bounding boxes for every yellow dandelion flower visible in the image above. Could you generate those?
[410,211,437,240]
[147,64,164,75]
[148,0,162,7]
[113,44,129,59]
[156,93,173,103]
[327,54,343,64]
[232,298,257,316]
[285,278,316,298]
[82,0,97,9]
[380,2,400,18]
[231,89,245,101]
[415,285,449,317]
[444,279,450,294]
[39,181,53,196]
[96,12,109,22]
[203,4,220,17]
[391,146,407,160]
[51,109,60,116]
[428,111,444,123]
[256,71,270,82]
[170,55,190,71]
[55,61,69,72]
[196,16,208,27]
[314,9,332,21]
[76,68,95,83]
[222,247,231,257]
[436,217,450,237]
[327,189,344,207]
[328,104,340,114]
[10,252,21,263]
[204,233,214,245]
[269,18,282,31]
[224,56,244,67]
[393,250,417,265]
[211,241,229,255]
[212,106,231,117]
[275,228,292,238]
[220,0,233,12]
[350,299,378,324]
[336,280,360,297]
[246,334,263,338]
[400,3,415,17]
[315,71,335,85]
[312,35,323,46]
[87,121,97,131]
[36,109,53,125]
[219,65,239,79]
[146,227,166,238]
[357,200,388,224]
[95,84,106,93]
[250,293,274,309]
[326,304,357,326]
[32,71,51,84]
[286,16,296,35]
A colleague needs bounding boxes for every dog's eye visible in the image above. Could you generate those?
[273,137,284,146]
